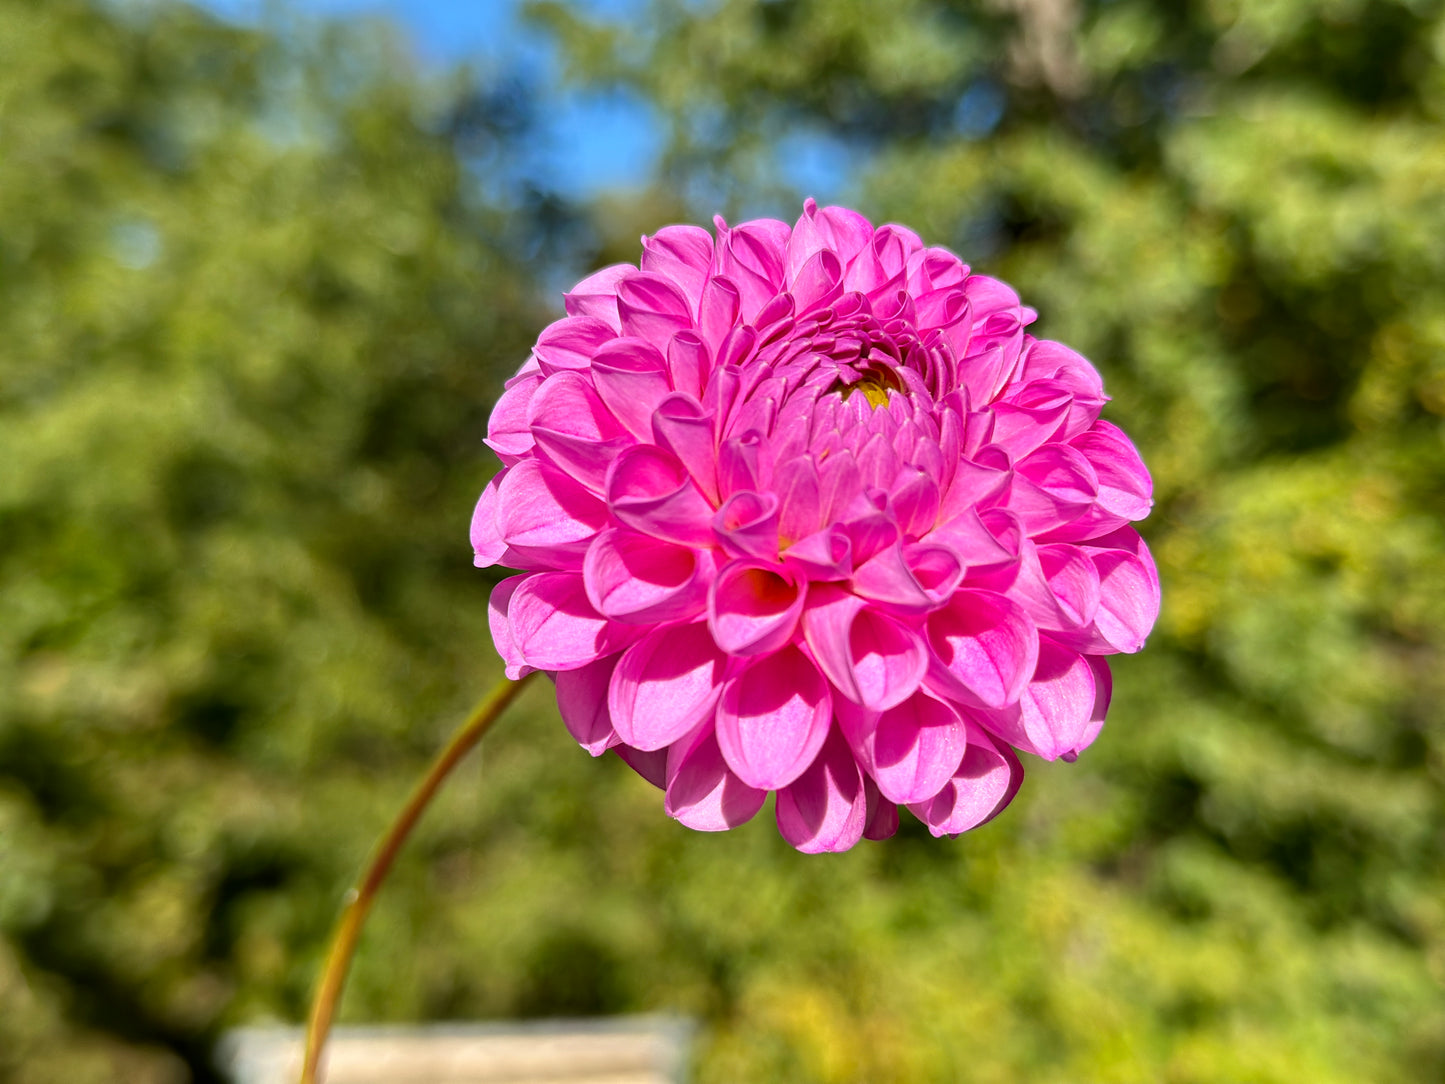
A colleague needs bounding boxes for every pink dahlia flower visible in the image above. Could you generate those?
[473,201,1159,852]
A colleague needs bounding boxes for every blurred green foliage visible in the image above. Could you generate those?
[2,0,1443,1082]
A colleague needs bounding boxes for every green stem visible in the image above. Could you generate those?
[299,670,538,1084]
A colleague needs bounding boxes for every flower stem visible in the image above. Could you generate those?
[299,670,538,1084]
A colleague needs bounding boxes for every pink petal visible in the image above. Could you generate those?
[1017,338,1107,434]
[839,689,967,804]
[533,315,617,375]
[556,655,620,755]
[1087,542,1160,653]
[1007,443,1099,536]
[863,777,900,840]
[989,389,1072,461]
[912,245,969,293]
[969,508,1028,593]
[753,285,795,335]
[802,585,927,710]
[488,574,534,680]
[1066,655,1113,761]
[845,246,904,301]
[775,725,867,853]
[910,721,1023,836]
[563,264,630,329]
[851,541,934,613]
[714,489,781,561]
[935,451,1009,525]
[651,392,720,504]
[963,273,1024,324]
[773,454,824,543]
[483,370,542,464]
[1038,543,1102,628]
[874,224,924,283]
[810,202,875,265]
[928,508,1019,588]
[1085,526,1159,583]
[664,723,767,830]
[716,217,790,322]
[959,343,1019,409]
[582,528,709,624]
[1072,421,1152,521]
[787,199,873,281]
[841,488,900,565]
[716,430,766,497]
[790,248,844,313]
[990,639,1100,760]
[641,225,714,310]
[874,286,914,326]
[855,430,901,491]
[891,468,941,540]
[926,589,1039,709]
[606,444,715,546]
[715,644,832,790]
[697,275,741,356]
[1038,504,1127,544]
[616,271,695,346]
[961,406,1000,458]
[1010,539,1101,633]
[903,543,965,606]
[666,332,710,400]
[913,286,969,335]
[508,571,630,673]
[528,371,634,493]
[591,337,673,441]
[1045,528,1162,655]
[609,620,727,751]
[784,526,853,581]
[816,448,863,525]
[496,458,609,571]
[708,560,806,656]
[470,471,507,568]
[615,743,667,789]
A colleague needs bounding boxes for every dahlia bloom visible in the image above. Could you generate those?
[473,201,1158,852]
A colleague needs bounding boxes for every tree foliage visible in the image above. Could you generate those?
[2,1,1443,1082]
[535,1,1445,1079]
[0,2,546,1079]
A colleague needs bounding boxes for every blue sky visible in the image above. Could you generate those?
[192,0,860,202]
[195,0,665,197]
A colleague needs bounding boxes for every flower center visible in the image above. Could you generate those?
[830,359,906,409]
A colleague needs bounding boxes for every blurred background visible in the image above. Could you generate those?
[2,0,1444,1080]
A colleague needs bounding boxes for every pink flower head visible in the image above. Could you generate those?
[473,201,1159,852]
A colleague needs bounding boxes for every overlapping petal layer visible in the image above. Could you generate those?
[476,201,1158,850]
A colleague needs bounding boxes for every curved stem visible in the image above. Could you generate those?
[299,670,539,1084]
